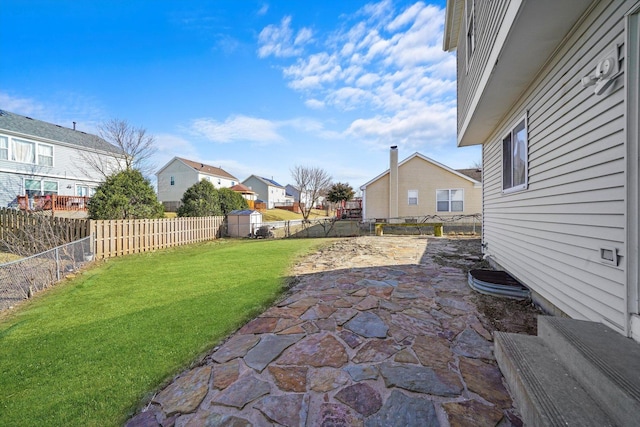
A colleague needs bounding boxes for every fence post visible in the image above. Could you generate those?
[55,247,61,281]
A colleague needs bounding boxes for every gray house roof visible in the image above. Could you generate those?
[0,109,122,154]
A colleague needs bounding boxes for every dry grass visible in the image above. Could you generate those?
[0,252,22,264]
[262,208,332,222]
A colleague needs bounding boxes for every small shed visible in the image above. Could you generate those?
[227,210,262,237]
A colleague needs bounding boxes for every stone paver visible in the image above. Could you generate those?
[126,237,523,427]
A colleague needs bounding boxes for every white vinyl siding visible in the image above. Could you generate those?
[482,0,628,332]
[0,132,115,207]
[457,0,510,133]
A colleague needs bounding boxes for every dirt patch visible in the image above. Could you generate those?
[424,237,541,336]
[295,236,541,337]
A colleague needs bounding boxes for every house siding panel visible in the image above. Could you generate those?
[457,0,510,134]
[157,161,198,203]
[363,155,482,220]
[0,136,113,206]
[364,178,390,220]
[482,0,629,331]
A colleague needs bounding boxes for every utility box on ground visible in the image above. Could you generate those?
[227,210,262,237]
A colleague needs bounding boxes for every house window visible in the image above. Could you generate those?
[170,176,175,186]
[231,181,235,186]
[11,139,36,164]
[24,179,40,197]
[43,181,58,195]
[408,190,418,205]
[437,189,464,212]
[502,115,528,192]
[466,0,475,65]
[217,178,221,185]
[8,138,53,166]
[76,185,95,197]
[24,179,58,197]
[0,136,8,160]
[38,144,53,166]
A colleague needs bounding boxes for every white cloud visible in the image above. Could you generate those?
[386,1,425,31]
[0,92,46,117]
[191,115,284,143]
[256,1,456,150]
[304,99,325,109]
[283,52,342,90]
[345,103,456,150]
[257,3,269,16]
[0,91,105,133]
[189,114,339,144]
[257,16,313,58]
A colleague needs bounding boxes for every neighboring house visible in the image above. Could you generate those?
[230,183,257,209]
[0,109,123,208]
[156,157,239,211]
[230,183,257,202]
[360,146,482,220]
[285,184,309,206]
[444,0,639,340]
[241,175,287,209]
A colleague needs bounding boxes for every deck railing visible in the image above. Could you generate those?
[17,195,90,212]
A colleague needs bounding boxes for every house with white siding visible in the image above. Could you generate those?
[444,0,639,340]
[156,157,239,212]
[360,146,482,221]
[0,109,123,209]
[241,175,288,209]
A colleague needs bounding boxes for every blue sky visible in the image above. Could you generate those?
[0,0,480,192]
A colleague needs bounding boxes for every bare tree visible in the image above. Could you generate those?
[290,165,332,221]
[81,119,157,178]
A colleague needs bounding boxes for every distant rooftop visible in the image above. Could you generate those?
[177,157,238,180]
[456,168,482,182]
[0,109,123,154]
[260,176,284,188]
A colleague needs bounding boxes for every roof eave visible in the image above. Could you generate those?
[443,0,462,52]
[457,0,596,147]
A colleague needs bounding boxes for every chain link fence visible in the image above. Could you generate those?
[263,214,481,238]
[0,236,93,312]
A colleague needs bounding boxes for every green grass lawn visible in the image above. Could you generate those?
[0,238,325,426]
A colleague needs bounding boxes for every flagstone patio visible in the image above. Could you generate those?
[126,236,535,427]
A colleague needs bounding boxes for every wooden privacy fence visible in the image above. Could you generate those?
[91,216,225,258]
[0,208,90,247]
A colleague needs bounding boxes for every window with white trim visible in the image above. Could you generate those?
[12,139,35,164]
[170,176,175,186]
[7,137,53,166]
[436,189,464,212]
[24,178,58,197]
[408,190,418,205]
[77,185,96,197]
[502,115,528,192]
[38,144,53,166]
[43,181,58,195]
[466,0,475,66]
[0,136,8,160]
